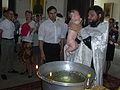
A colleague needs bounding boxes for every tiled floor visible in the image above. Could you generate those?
[0,53,41,90]
[0,72,40,90]
[108,46,120,79]
[103,74,120,90]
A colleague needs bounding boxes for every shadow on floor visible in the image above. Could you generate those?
[103,74,120,90]
[0,72,40,90]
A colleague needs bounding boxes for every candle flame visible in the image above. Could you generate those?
[36,65,38,69]
[50,72,52,77]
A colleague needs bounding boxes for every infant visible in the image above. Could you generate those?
[66,10,82,54]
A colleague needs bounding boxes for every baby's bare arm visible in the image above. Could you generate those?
[66,30,78,52]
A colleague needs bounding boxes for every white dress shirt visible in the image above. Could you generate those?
[0,19,15,39]
[38,19,67,44]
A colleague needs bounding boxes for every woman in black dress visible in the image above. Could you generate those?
[105,18,119,74]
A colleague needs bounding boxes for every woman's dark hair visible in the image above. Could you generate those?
[88,5,104,22]
[25,10,32,15]
[109,18,115,23]
[47,6,57,14]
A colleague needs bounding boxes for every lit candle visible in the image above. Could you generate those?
[36,65,38,70]
[50,72,52,77]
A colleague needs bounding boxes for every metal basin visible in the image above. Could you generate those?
[37,61,95,90]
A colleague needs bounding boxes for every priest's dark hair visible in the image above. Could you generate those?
[88,5,104,22]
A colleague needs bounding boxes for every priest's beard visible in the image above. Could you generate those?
[89,20,100,27]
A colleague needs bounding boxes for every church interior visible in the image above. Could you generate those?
[0,0,120,90]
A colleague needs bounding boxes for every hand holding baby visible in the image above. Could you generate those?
[66,10,82,54]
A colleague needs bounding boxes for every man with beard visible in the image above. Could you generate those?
[64,5,109,86]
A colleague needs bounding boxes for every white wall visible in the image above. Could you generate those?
[16,0,31,23]
[2,0,8,9]
[94,0,120,22]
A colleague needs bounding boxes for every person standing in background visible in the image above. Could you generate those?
[32,14,43,67]
[38,6,67,63]
[105,18,119,75]
[0,9,16,80]
[20,10,36,78]
[0,10,7,22]
[0,10,8,55]
[56,13,68,60]
[114,21,119,42]
[13,13,20,52]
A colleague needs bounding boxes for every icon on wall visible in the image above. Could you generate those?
[31,0,46,15]
[104,3,114,18]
